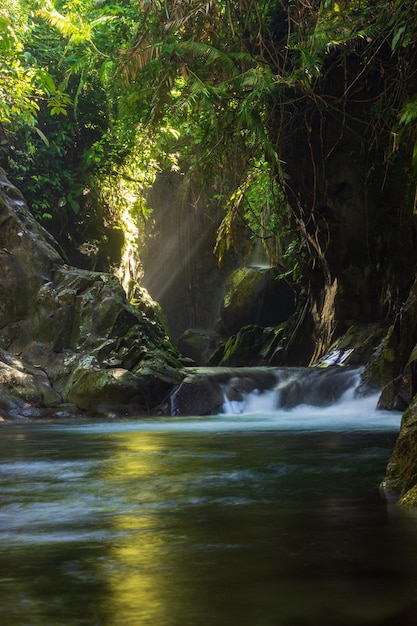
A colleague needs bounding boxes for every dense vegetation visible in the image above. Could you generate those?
[2,0,417,357]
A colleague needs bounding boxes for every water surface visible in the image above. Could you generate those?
[0,395,416,625]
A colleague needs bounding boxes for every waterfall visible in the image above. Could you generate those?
[221,366,362,413]
[171,366,371,417]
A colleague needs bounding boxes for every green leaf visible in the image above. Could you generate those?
[70,199,80,214]
[392,25,406,52]
[33,127,49,147]
[39,71,57,95]
[49,106,68,116]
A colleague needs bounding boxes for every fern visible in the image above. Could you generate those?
[37,9,91,42]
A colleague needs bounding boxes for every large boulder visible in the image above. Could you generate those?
[0,265,184,416]
[0,169,183,418]
[220,266,296,335]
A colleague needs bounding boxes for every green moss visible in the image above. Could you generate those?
[384,395,417,495]
[399,485,417,508]
[382,347,396,362]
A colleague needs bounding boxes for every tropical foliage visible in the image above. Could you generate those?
[2,0,417,272]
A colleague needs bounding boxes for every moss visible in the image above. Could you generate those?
[382,347,396,363]
[398,485,417,508]
[384,395,417,494]
[208,325,268,367]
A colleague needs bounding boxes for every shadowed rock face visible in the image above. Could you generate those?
[0,169,183,418]
[0,173,63,328]
[221,267,296,335]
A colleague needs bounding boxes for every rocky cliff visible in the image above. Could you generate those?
[0,169,183,419]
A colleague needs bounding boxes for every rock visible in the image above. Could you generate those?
[359,276,417,410]
[221,266,296,335]
[0,170,63,328]
[279,366,360,408]
[171,375,225,415]
[315,323,387,368]
[0,348,61,419]
[382,394,417,502]
[171,367,278,415]
[209,325,278,367]
[170,365,361,416]
[7,266,183,414]
[0,169,184,417]
[62,357,147,411]
[177,328,221,365]
[225,376,257,401]
[398,484,417,508]
[364,276,417,505]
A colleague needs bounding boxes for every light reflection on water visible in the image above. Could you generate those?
[0,404,417,625]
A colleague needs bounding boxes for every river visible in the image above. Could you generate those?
[0,389,417,625]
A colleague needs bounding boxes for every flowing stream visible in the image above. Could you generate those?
[1,370,417,625]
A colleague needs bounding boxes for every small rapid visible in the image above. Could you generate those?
[171,364,383,419]
[221,365,362,409]
[198,365,400,433]
[221,365,361,410]
[220,389,400,432]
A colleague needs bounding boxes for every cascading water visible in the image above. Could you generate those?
[171,365,389,428]
[221,365,363,414]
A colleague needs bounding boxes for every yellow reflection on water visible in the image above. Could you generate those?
[99,431,186,626]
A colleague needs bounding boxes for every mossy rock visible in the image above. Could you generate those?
[209,325,269,367]
[221,266,296,335]
[364,277,417,410]
[398,485,417,508]
[383,394,417,496]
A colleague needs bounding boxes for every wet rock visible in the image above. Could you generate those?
[279,379,303,408]
[316,323,387,368]
[171,367,278,416]
[171,375,225,416]
[225,376,257,402]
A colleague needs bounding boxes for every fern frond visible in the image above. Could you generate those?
[38,9,115,46]
[38,8,91,43]
[119,43,163,81]
[178,40,239,77]
[165,1,217,32]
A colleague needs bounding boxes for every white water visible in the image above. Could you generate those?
[49,388,402,437]
[220,388,402,433]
